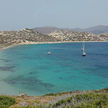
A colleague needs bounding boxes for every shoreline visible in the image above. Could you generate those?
[0,40,108,50]
[0,87,107,96]
[0,88,108,107]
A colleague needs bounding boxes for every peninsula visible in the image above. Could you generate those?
[0,28,108,50]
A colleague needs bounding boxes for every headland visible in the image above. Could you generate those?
[0,28,108,50]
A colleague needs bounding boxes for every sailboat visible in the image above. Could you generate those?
[48,51,51,55]
[81,42,86,56]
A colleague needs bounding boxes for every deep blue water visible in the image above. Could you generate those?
[0,42,108,96]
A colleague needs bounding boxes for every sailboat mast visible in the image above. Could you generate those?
[83,42,85,51]
[82,41,85,51]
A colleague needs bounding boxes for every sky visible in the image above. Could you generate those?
[0,0,108,30]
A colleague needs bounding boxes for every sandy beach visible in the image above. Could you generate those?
[0,40,108,51]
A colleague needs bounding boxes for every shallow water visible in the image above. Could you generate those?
[0,42,108,96]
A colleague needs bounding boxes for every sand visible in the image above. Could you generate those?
[0,40,108,50]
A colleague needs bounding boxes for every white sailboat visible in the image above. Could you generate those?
[48,51,51,55]
[81,42,86,56]
[82,50,86,56]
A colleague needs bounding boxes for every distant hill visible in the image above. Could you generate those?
[80,25,108,34]
[33,27,61,35]
[33,25,108,34]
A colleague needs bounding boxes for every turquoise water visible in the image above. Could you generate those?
[0,42,108,96]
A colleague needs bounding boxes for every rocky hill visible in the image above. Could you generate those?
[49,30,108,41]
[33,25,108,35]
[0,28,108,49]
[33,27,61,35]
[0,28,58,49]
[81,25,108,34]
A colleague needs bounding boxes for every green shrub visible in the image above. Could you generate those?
[0,96,15,108]
[51,93,108,108]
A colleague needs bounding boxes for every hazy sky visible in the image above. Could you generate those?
[0,0,108,30]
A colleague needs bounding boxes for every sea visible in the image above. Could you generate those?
[0,42,108,96]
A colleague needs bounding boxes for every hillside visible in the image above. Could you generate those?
[0,28,58,49]
[49,30,108,41]
[0,88,108,108]
[33,25,108,34]
[0,28,108,50]
[33,27,61,35]
[80,25,108,34]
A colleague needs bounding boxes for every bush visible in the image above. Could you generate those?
[0,96,15,108]
[52,93,108,108]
